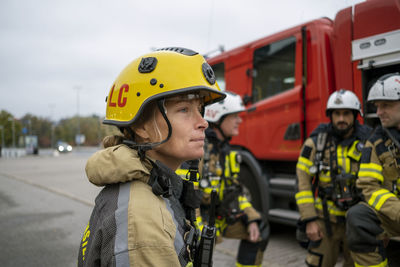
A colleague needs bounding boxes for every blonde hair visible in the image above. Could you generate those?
[102,101,162,148]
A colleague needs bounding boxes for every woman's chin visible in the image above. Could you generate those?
[184,151,204,161]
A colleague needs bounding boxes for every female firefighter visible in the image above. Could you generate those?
[77,47,225,267]
[179,91,269,267]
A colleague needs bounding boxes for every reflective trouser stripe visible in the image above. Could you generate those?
[114,183,131,266]
[354,258,388,267]
[236,263,261,267]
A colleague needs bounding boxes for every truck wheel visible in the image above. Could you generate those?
[239,164,263,213]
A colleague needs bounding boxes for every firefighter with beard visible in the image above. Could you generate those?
[177,91,269,267]
[346,73,400,267]
[295,89,372,267]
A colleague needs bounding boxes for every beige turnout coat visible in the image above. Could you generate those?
[78,144,192,267]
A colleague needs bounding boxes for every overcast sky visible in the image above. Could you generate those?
[0,0,364,121]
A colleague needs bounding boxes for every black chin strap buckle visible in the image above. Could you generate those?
[149,162,172,198]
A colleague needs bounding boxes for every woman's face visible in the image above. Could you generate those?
[144,96,208,170]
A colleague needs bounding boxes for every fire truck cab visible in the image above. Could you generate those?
[207,0,400,225]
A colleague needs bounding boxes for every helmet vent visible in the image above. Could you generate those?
[202,63,216,85]
[138,57,157,73]
[156,47,198,56]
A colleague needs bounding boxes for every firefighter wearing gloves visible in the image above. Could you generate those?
[295,89,371,267]
[346,73,400,267]
[179,91,269,267]
[77,48,226,267]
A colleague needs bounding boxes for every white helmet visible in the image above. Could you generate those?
[204,91,245,123]
[368,73,400,102]
[326,89,362,116]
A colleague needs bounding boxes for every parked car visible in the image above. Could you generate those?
[57,141,72,153]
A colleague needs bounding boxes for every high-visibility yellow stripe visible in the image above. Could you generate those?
[315,198,346,216]
[358,163,383,182]
[295,191,314,205]
[224,158,230,178]
[337,144,351,173]
[299,156,313,166]
[229,151,240,174]
[239,202,252,209]
[354,258,388,267]
[297,198,315,205]
[337,145,344,172]
[175,168,200,180]
[296,163,310,174]
[236,263,261,267]
[359,163,383,172]
[297,157,313,174]
[319,173,331,183]
[238,196,252,209]
[368,189,397,211]
[176,168,189,177]
[348,140,361,161]
[296,191,313,198]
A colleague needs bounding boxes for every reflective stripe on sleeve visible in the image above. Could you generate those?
[358,163,384,183]
[296,157,313,174]
[368,189,397,211]
[295,191,314,205]
[238,195,252,210]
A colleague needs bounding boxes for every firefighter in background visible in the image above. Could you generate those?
[346,73,400,267]
[295,89,371,267]
[179,91,269,267]
[77,48,226,267]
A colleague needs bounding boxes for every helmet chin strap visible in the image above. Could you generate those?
[123,99,172,160]
[214,116,231,143]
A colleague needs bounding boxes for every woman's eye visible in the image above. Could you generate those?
[178,107,189,113]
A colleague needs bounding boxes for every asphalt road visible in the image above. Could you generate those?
[0,147,398,266]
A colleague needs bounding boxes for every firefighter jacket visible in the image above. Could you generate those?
[195,128,261,236]
[296,121,371,223]
[78,144,196,267]
[356,126,400,223]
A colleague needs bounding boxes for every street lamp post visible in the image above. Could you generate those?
[74,86,82,148]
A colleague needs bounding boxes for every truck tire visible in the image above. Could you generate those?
[239,164,263,213]
[236,149,270,219]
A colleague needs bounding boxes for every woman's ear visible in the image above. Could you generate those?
[133,123,151,142]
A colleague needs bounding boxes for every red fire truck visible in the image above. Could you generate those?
[207,0,400,226]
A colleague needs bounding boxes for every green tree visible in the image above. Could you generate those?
[0,110,22,147]
[20,114,53,147]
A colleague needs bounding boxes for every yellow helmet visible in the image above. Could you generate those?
[104,47,226,127]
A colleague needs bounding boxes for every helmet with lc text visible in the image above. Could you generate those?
[103,47,226,127]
